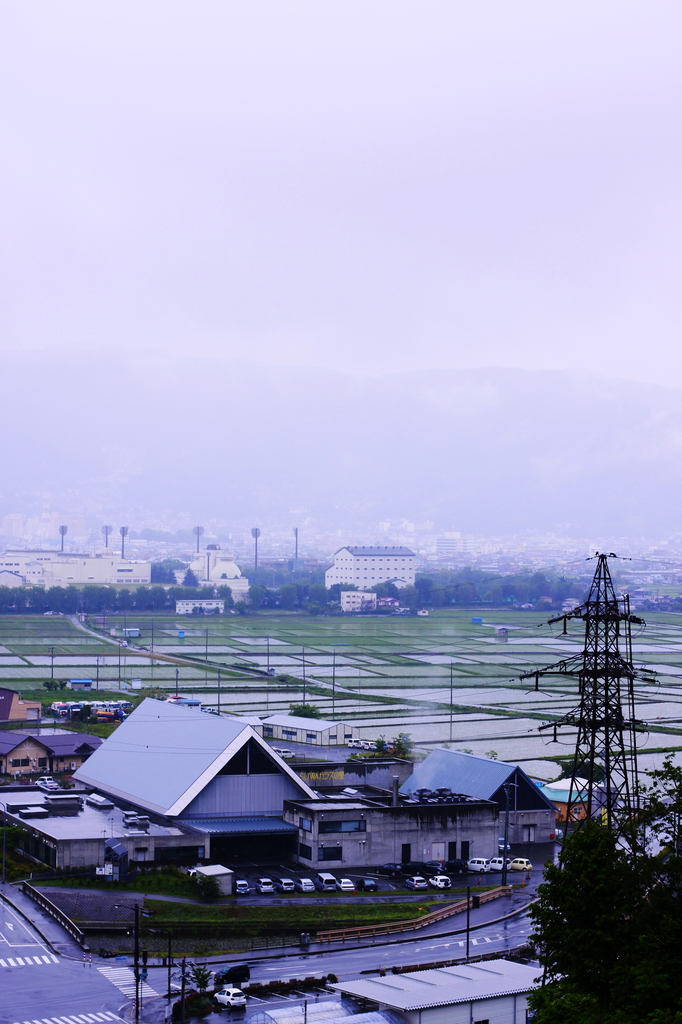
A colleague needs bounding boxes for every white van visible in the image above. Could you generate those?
[315,872,338,891]
[468,857,492,873]
[347,739,363,749]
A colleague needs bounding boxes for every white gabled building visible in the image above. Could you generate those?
[325,546,416,591]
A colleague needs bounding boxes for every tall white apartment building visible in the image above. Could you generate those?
[325,546,416,591]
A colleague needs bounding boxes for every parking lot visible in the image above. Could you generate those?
[223,846,549,901]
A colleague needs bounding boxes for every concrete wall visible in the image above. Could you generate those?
[296,760,412,790]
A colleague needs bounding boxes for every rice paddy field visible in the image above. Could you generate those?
[2,608,682,781]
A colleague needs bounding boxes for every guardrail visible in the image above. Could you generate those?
[316,885,511,942]
[22,881,88,948]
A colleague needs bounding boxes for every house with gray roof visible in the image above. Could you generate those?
[401,748,557,844]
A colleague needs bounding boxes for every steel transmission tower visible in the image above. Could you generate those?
[522,553,647,836]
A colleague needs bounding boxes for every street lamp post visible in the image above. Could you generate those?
[0,800,7,884]
[501,781,516,887]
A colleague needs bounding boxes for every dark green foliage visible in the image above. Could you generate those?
[289,703,321,718]
[182,568,199,587]
[195,873,222,901]
[529,764,682,1024]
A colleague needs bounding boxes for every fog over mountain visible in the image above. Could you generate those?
[3,351,681,537]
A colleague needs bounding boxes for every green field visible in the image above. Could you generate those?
[2,608,682,780]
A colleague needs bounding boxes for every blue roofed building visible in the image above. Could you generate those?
[401,748,557,845]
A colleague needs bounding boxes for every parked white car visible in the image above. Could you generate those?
[468,857,492,873]
[428,875,452,889]
[488,857,512,871]
[35,776,59,790]
[214,987,247,1007]
[294,877,315,892]
[336,878,356,892]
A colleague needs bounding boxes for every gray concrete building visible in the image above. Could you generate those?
[283,788,498,869]
[401,748,557,844]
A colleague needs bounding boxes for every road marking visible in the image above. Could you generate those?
[97,964,160,998]
[0,953,59,968]
[16,1016,125,1024]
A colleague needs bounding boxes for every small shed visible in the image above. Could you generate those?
[196,863,233,895]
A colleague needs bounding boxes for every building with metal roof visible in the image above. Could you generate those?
[325,547,416,591]
[0,728,101,775]
[401,748,557,844]
[262,714,359,746]
[333,959,540,1024]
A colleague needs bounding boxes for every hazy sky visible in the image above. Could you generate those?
[2,2,681,385]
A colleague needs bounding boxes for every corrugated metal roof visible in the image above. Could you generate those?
[179,816,298,835]
[73,698,315,817]
[338,547,415,556]
[401,747,515,799]
[333,960,540,1009]
[263,714,341,731]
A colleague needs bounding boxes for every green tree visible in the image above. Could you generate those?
[195,873,222,901]
[391,733,413,758]
[307,584,329,606]
[528,809,682,1024]
[289,703,321,718]
[248,584,269,610]
[188,962,213,994]
[183,568,199,587]
[277,584,299,610]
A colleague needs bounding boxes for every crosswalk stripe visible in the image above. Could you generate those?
[0,953,60,968]
[12,1015,125,1024]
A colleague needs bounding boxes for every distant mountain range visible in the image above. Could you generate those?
[2,351,681,536]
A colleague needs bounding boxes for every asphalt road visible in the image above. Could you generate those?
[0,893,162,1024]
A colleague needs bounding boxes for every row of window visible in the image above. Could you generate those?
[299,818,366,833]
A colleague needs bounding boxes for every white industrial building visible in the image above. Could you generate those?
[325,547,416,591]
[262,714,360,747]
[341,591,377,612]
[176,598,225,615]
[0,550,151,586]
[334,960,540,1024]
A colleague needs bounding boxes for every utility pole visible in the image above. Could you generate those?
[293,527,299,561]
[522,552,645,842]
[466,884,471,961]
[134,902,140,1023]
[449,660,453,742]
[49,646,54,681]
[501,781,514,887]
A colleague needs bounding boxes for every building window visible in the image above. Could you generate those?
[10,758,29,767]
[38,758,48,768]
[263,726,274,738]
[299,817,312,832]
[299,842,312,860]
[306,733,317,742]
[282,729,296,740]
[319,820,366,834]
[319,847,343,861]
